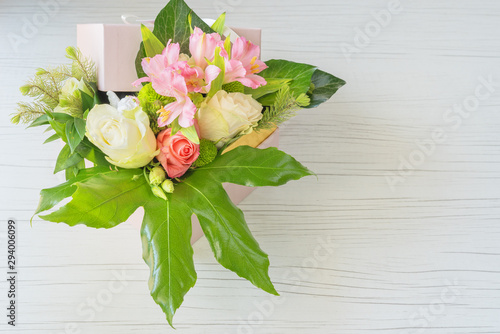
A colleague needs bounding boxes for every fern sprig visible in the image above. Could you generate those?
[256,86,310,130]
[66,46,97,83]
[11,101,50,124]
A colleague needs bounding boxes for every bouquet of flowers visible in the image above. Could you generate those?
[12,0,345,326]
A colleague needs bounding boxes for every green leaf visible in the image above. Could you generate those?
[258,59,317,106]
[74,117,86,138]
[27,114,49,128]
[52,112,74,122]
[54,144,83,174]
[170,118,182,136]
[245,78,291,100]
[76,139,110,167]
[43,133,59,144]
[224,34,232,58]
[180,125,199,144]
[305,69,346,108]
[40,169,150,228]
[48,118,68,143]
[81,90,95,113]
[66,120,85,153]
[207,46,225,98]
[141,24,165,57]
[135,0,214,79]
[34,166,111,216]
[198,146,314,186]
[65,159,86,181]
[142,195,197,327]
[211,12,226,35]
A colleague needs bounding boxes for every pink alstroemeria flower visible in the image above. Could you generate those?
[132,41,182,87]
[179,63,221,94]
[189,27,224,70]
[154,70,197,128]
[223,36,268,89]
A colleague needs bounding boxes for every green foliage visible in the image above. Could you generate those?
[35,143,313,327]
[39,169,150,228]
[65,120,85,153]
[192,139,217,167]
[244,78,290,101]
[257,85,310,130]
[142,145,312,325]
[305,69,346,108]
[12,47,96,124]
[11,102,50,124]
[222,81,245,93]
[142,196,196,327]
[54,144,84,174]
[34,166,112,219]
[65,46,97,83]
[135,0,214,79]
[257,59,316,106]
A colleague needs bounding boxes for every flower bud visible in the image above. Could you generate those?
[161,179,175,194]
[149,167,166,186]
[151,185,167,201]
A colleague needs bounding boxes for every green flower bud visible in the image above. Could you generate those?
[161,179,175,194]
[137,83,175,114]
[192,139,218,168]
[149,167,166,186]
[222,81,245,93]
[137,83,176,134]
[151,185,167,201]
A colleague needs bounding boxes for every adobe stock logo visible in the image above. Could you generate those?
[340,0,403,62]
[7,0,71,54]
[385,76,498,191]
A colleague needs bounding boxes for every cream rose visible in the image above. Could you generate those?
[197,91,263,148]
[85,103,157,169]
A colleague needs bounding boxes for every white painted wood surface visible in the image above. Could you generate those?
[1,0,500,333]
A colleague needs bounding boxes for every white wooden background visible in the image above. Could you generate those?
[1,0,500,333]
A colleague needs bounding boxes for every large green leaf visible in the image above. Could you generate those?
[34,166,115,216]
[182,178,278,295]
[258,59,317,106]
[199,146,314,186]
[135,0,214,79]
[306,69,346,108]
[179,146,312,294]
[141,195,196,327]
[40,169,150,228]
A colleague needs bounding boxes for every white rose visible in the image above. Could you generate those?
[197,91,263,148]
[86,103,157,169]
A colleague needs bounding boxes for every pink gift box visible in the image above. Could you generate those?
[76,24,261,92]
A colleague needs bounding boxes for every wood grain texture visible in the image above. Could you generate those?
[1,0,500,333]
